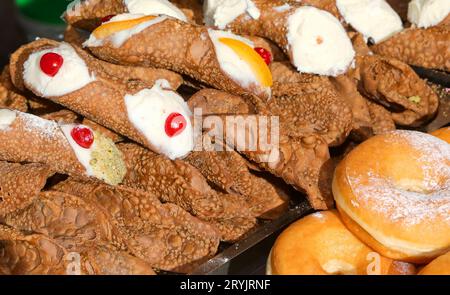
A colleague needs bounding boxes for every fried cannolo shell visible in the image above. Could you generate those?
[351,54,439,126]
[371,26,450,72]
[186,133,289,219]
[9,39,179,153]
[78,245,155,275]
[271,83,353,146]
[329,75,374,141]
[366,100,396,135]
[3,191,127,252]
[64,25,88,47]
[0,225,155,275]
[64,0,126,31]
[245,133,333,210]
[117,142,257,242]
[53,179,220,271]
[87,18,270,102]
[188,88,254,115]
[0,225,70,275]
[0,162,53,216]
[0,111,88,178]
[0,66,27,112]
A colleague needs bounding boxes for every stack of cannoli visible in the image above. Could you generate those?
[0,0,447,275]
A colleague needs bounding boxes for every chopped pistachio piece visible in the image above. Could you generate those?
[408,96,421,104]
[90,131,126,185]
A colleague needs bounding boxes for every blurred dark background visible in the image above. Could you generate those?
[0,0,26,67]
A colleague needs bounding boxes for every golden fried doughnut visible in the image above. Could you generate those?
[419,252,450,275]
[267,210,416,275]
[333,130,450,263]
[430,127,450,144]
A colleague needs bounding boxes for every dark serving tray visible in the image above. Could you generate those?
[191,198,313,275]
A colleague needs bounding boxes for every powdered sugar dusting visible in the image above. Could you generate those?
[18,112,60,139]
[347,131,450,226]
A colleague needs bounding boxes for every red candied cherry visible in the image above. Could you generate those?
[101,14,116,23]
[40,52,64,77]
[165,112,187,138]
[254,47,272,65]
[71,126,94,149]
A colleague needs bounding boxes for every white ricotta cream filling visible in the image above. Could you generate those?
[23,43,96,97]
[124,0,187,21]
[204,0,260,29]
[408,0,450,28]
[124,80,194,159]
[60,123,95,176]
[336,0,403,43]
[0,109,17,130]
[287,6,355,76]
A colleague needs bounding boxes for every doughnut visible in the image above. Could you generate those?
[333,130,450,263]
[430,127,450,144]
[266,210,416,275]
[419,252,450,275]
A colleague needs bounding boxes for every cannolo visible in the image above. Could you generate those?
[2,191,127,252]
[187,89,333,209]
[203,0,355,76]
[270,83,352,146]
[64,25,88,47]
[366,100,396,135]
[0,109,126,185]
[0,84,27,113]
[371,25,450,72]
[329,75,375,140]
[117,142,257,242]
[0,66,28,112]
[349,33,440,126]
[269,62,353,146]
[64,0,189,31]
[186,133,289,219]
[0,162,53,216]
[83,14,273,102]
[0,225,155,275]
[53,179,221,271]
[187,88,254,115]
[9,39,193,159]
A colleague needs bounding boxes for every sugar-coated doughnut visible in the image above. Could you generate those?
[419,251,450,275]
[431,127,450,144]
[333,130,450,263]
[267,210,416,275]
